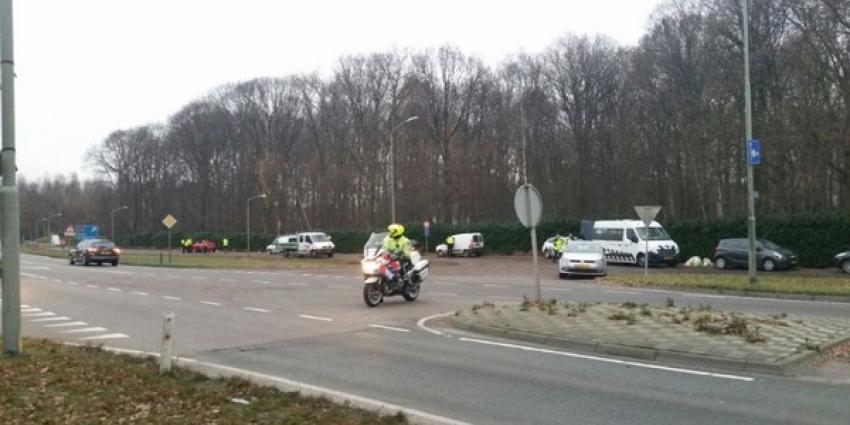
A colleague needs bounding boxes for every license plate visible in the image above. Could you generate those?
[575,264,589,269]
[664,256,673,260]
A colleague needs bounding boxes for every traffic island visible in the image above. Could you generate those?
[449,298,850,375]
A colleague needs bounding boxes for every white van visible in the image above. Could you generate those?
[585,220,679,267]
[436,232,485,257]
[267,232,335,257]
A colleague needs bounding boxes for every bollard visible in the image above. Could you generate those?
[159,312,175,373]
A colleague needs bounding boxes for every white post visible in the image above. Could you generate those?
[159,312,175,373]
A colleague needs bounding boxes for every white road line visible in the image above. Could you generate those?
[243,307,271,313]
[79,333,129,341]
[86,284,98,288]
[44,321,88,328]
[61,327,108,334]
[31,316,71,322]
[604,290,639,295]
[52,279,62,283]
[21,304,30,308]
[298,314,333,322]
[220,278,235,282]
[162,296,182,301]
[545,287,572,292]
[482,284,508,288]
[68,281,80,286]
[107,287,122,292]
[416,312,455,337]
[459,337,755,382]
[132,291,149,296]
[334,276,346,279]
[200,301,222,306]
[21,307,43,313]
[103,270,132,275]
[253,280,272,285]
[301,273,313,277]
[684,293,728,299]
[368,324,410,332]
[23,312,55,318]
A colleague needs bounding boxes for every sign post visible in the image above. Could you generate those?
[514,184,543,302]
[634,206,662,277]
[162,214,177,264]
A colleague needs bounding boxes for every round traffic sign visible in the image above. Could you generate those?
[514,184,542,228]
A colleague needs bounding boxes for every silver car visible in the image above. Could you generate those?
[558,241,607,278]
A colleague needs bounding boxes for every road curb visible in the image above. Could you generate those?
[624,284,850,304]
[90,345,471,425]
[448,317,840,376]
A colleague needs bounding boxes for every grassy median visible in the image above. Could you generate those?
[0,339,407,425]
[604,272,850,297]
[22,246,360,270]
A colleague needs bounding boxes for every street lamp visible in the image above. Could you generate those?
[45,213,62,246]
[742,0,758,284]
[389,115,419,223]
[111,205,128,242]
[246,194,267,254]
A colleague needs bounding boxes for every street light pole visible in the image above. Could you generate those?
[389,116,419,223]
[742,0,757,284]
[46,212,62,246]
[246,194,267,255]
[111,205,128,242]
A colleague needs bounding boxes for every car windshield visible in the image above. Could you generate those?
[310,234,329,242]
[565,242,602,254]
[636,227,671,241]
[758,239,780,250]
[366,232,387,247]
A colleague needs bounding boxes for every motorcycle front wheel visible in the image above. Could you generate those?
[363,281,383,307]
[402,280,420,302]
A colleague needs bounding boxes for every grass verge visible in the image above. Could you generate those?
[0,338,407,425]
[603,272,850,297]
[21,246,360,270]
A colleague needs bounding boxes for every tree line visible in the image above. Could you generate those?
[20,0,850,240]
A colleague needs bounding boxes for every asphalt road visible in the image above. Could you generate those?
[6,253,850,425]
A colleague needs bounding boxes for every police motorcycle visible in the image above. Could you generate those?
[361,243,429,307]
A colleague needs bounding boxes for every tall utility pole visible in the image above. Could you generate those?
[389,115,418,223]
[742,0,757,284]
[1,0,22,355]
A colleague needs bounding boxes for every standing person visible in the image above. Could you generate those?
[186,237,194,254]
[221,236,229,252]
[446,235,455,257]
[552,234,564,262]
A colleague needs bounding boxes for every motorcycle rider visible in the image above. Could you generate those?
[382,223,412,285]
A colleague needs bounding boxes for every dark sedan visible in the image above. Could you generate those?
[714,238,798,271]
[836,251,850,274]
[69,239,120,266]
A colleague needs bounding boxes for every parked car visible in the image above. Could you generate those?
[363,232,388,258]
[69,239,120,266]
[268,232,334,257]
[436,232,485,257]
[266,234,296,255]
[713,238,798,271]
[834,251,850,274]
[558,241,607,278]
[542,236,564,259]
[581,219,679,267]
[190,239,217,253]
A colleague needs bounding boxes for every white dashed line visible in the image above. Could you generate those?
[200,301,222,306]
[31,316,71,322]
[79,333,129,341]
[334,276,346,279]
[68,281,79,286]
[683,293,728,299]
[545,287,572,292]
[44,321,88,328]
[61,327,108,334]
[23,312,55,318]
[52,279,62,283]
[368,324,410,332]
[162,296,182,301]
[604,290,639,295]
[21,308,42,313]
[243,307,271,313]
[86,284,98,288]
[253,280,272,285]
[300,273,313,277]
[220,278,235,282]
[298,314,333,322]
[107,287,122,292]
[132,291,149,296]
[483,284,508,288]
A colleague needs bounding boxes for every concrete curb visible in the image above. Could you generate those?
[85,345,471,425]
[624,284,850,304]
[449,317,844,376]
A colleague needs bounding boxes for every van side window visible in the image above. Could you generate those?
[305,236,313,244]
[627,229,638,243]
[607,229,624,241]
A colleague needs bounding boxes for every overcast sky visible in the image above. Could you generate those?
[11,0,663,180]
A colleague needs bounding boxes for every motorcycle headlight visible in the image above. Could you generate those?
[362,261,380,274]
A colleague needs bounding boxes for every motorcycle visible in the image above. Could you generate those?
[361,249,429,307]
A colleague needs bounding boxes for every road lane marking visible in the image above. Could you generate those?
[298,314,333,322]
[21,308,43,313]
[253,280,272,285]
[44,321,88,328]
[103,270,132,275]
[162,296,182,301]
[220,278,235,282]
[79,333,129,341]
[200,301,222,306]
[482,284,508,288]
[416,312,455,337]
[684,293,728,299]
[458,337,755,382]
[545,287,572,292]
[86,284,98,288]
[107,287,122,292]
[191,276,208,281]
[68,281,79,286]
[61,327,108,334]
[300,273,313,277]
[23,312,56,318]
[31,317,71,322]
[243,307,271,313]
[132,291,149,296]
[604,290,639,295]
[52,279,63,283]
[368,324,410,332]
[23,265,50,270]
[334,276,345,279]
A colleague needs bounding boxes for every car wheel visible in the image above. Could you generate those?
[636,254,647,268]
[715,257,727,270]
[843,259,850,274]
[112,260,119,267]
[762,258,776,272]
[437,250,445,257]
[559,272,568,279]
[327,252,334,258]
[83,257,90,266]
[69,256,75,265]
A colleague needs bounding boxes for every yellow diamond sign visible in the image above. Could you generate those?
[162,214,177,229]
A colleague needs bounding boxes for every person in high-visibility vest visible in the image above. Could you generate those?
[446,235,455,257]
[221,237,229,251]
[552,234,565,262]
[185,237,194,253]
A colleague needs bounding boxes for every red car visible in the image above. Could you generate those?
[190,239,217,253]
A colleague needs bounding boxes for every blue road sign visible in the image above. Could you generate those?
[747,139,761,165]
[74,225,99,241]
